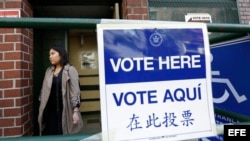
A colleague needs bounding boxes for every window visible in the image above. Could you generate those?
[148,0,239,39]
[148,0,239,23]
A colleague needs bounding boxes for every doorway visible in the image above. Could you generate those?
[33,29,67,135]
[31,0,121,135]
[33,29,102,135]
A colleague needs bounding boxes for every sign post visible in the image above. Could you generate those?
[97,22,217,141]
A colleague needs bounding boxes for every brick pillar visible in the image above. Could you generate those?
[122,0,148,20]
[237,0,250,24]
[0,0,33,137]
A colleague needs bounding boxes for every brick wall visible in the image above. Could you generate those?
[0,0,33,137]
[237,0,250,24]
[122,0,148,20]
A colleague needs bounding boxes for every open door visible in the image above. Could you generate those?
[67,2,120,134]
[68,29,101,133]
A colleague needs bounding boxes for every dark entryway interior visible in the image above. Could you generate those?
[29,0,122,18]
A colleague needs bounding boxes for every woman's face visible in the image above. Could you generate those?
[49,49,61,65]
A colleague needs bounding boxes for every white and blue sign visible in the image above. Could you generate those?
[199,36,250,141]
[198,36,250,141]
[97,23,216,141]
[211,36,250,116]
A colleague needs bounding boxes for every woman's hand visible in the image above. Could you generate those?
[73,108,80,124]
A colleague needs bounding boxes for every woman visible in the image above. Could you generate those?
[38,46,83,135]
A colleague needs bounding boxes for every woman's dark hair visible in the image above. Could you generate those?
[50,46,69,66]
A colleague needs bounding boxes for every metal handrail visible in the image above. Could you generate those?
[2,121,250,141]
[0,133,94,141]
[0,18,250,33]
